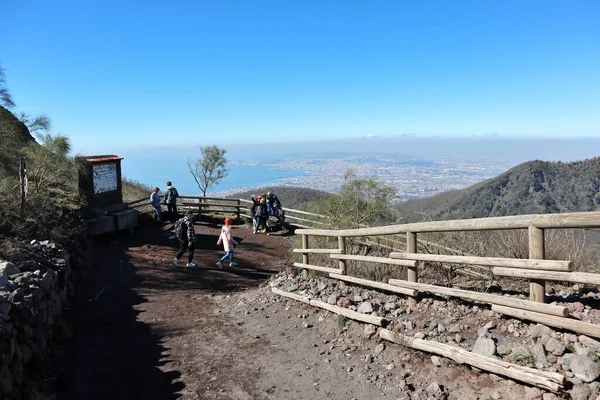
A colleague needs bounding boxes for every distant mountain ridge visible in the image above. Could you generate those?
[396,157,600,222]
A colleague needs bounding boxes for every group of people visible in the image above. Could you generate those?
[250,191,282,234]
[170,210,238,269]
[150,184,283,268]
[150,181,240,269]
[149,181,179,223]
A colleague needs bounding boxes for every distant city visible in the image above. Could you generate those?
[118,137,600,200]
[217,154,516,200]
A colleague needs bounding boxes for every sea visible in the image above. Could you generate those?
[114,137,600,197]
[120,148,308,196]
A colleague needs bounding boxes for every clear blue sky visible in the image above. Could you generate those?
[1,0,599,152]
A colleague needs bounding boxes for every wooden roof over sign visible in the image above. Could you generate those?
[84,155,124,164]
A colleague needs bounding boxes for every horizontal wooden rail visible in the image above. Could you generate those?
[290,223,312,229]
[296,211,600,236]
[182,208,238,215]
[126,197,148,206]
[492,305,600,339]
[180,202,243,209]
[284,214,325,225]
[390,252,573,272]
[238,198,327,219]
[387,279,569,317]
[329,273,418,297]
[492,268,600,285]
[272,287,385,326]
[330,254,417,267]
[293,263,342,274]
[293,249,342,254]
[174,195,239,202]
[379,329,564,392]
[286,209,328,218]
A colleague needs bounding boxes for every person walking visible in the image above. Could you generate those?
[164,181,179,221]
[150,187,162,223]
[216,218,239,268]
[173,210,196,268]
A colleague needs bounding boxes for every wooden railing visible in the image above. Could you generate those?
[294,211,600,338]
[126,195,326,228]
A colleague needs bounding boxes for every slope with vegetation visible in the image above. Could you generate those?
[0,63,83,247]
[396,158,600,222]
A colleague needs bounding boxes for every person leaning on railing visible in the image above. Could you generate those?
[149,187,162,223]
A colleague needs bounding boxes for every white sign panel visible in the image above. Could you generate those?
[93,163,118,194]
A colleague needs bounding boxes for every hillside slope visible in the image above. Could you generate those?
[396,158,600,222]
[0,105,36,172]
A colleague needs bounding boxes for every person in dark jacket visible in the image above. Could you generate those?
[164,181,179,221]
[256,196,268,233]
[266,191,282,220]
[250,195,260,234]
[173,210,196,268]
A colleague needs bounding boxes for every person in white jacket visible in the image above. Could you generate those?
[216,218,239,268]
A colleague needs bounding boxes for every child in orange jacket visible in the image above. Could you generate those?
[216,218,239,268]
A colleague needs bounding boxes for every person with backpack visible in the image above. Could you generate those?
[216,217,239,268]
[266,191,282,221]
[164,181,179,221]
[173,210,196,268]
[149,187,162,223]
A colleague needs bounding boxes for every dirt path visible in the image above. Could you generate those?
[54,220,395,400]
[54,220,527,400]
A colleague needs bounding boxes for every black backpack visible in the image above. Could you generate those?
[166,187,179,203]
[174,218,186,240]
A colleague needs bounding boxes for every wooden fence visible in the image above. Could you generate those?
[126,194,326,229]
[294,211,600,338]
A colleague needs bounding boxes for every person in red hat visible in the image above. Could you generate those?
[216,217,239,268]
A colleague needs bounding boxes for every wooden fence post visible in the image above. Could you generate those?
[338,236,346,275]
[406,232,418,306]
[302,234,309,265]
[529,226,546,303]
[301,234,309,277]
[407,232,418,283]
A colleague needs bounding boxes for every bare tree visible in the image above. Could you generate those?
[0,63,16,109]
[187,145,228,197]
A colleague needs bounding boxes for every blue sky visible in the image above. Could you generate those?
[1,0,599,153]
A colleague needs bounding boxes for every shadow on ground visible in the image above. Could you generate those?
[55,232,184,400]
[54,216,290,399]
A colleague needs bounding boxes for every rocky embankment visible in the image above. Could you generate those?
[264,269,600,400]
[0,240,72,400]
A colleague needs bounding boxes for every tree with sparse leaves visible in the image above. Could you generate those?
[18,113,51,136]
[187,145,228,197]
[0,63,15,109]
[308,169,398,229]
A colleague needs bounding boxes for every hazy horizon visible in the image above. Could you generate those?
[84,136,600,165]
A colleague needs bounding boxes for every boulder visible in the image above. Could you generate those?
[472,336,496,358]
[570,354,600,383]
